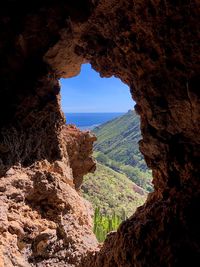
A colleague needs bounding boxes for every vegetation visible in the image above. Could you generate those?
[93,207,124,242]
[82,163,146,217]
[82,110,153,241]
[93,110,146,168]
[93,110,153,192]
[95,151,152,192]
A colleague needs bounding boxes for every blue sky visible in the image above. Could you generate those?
[60,63,134,113]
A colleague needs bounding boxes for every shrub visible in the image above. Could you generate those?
[93,207,126,242]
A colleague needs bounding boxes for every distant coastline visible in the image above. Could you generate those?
[65,112,125,130]
[78,124,100,131]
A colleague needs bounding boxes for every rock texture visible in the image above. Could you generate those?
[0,0,200,267]
[0,126,98,266]
[63,125,97,190]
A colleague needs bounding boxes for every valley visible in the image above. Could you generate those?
[82,110,152,220]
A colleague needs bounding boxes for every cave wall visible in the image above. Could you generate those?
[0,0,200,266]
[0,1,99,266]
[0,0,97,175]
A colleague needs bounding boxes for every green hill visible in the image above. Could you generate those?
[93,110,145,169]
[82,110,153,218]
[93,110,152,192]
[82,163,146,218]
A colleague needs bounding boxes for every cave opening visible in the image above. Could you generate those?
[60,63,153,242]
[0,1,198,266]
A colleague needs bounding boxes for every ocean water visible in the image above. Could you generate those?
[65,113,124,130]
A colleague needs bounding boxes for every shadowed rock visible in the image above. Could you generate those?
[0,0,199,266]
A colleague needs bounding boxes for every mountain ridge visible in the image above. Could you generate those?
[92,110,152,191]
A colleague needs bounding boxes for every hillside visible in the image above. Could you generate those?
[93,110,145,169]
[93,110,152,192]
[82,163,146,218]
[82,110,152,217]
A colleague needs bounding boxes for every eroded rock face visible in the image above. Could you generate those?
[62,125,97,190]
[0,127,98,266]
[0,0,199,267]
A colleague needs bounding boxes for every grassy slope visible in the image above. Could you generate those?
[93,110,146,170]
[93,110,152,191]
[82,163,146,217]
[82,110,152,217]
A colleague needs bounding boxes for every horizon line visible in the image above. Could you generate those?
[64,111,132,114]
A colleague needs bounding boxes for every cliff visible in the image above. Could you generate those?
[0,126,98,266]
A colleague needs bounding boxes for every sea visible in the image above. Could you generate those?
[65,112,124,130]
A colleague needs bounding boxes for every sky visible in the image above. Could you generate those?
[60,63,134,113]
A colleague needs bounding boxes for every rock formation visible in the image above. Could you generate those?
[63,125,97,190]
[0,0,199,266]
[0,126,98,266]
